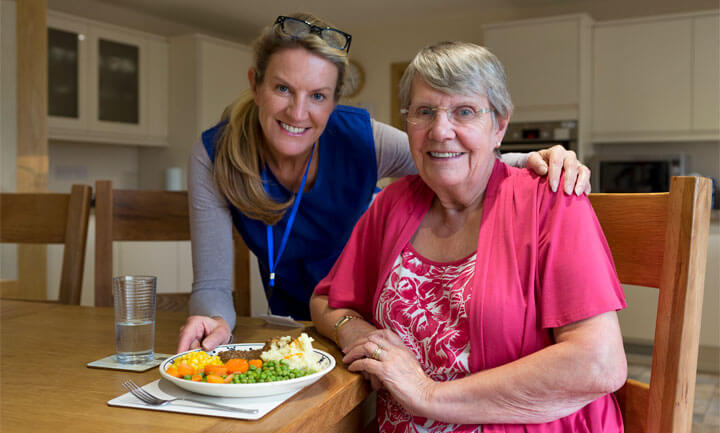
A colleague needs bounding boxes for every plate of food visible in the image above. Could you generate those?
[159,333,335,398]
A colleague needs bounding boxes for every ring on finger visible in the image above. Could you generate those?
[371,344,383,361]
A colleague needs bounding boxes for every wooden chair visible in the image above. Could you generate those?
[589,176,712,433]
[0,184,92,304]
[94,180,250,314]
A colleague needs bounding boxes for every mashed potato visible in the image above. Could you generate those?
[260,333,322,372]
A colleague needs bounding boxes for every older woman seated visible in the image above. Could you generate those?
[310,41,627,432]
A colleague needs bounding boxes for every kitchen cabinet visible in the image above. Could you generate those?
[592,11,719,142]
[47,11,168,146]
[482,14,593,123]
[482,14,593,160]
[692,13,720,132]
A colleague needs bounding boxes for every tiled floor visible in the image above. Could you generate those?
[626,362,720,432]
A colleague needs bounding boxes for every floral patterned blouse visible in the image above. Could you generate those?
[375,243,481,433]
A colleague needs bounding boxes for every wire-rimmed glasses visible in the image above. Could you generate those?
[400,105,494,128]
[274,16,352,53]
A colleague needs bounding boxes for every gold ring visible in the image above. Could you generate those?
[371,344,383,361]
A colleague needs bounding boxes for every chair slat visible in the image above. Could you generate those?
[0,193,70,243]
[112,190,190,241]
[589,193,667,288]
[58,185,92,304]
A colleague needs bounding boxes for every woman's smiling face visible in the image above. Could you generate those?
[407,76,507,195]
[250,47,339,161]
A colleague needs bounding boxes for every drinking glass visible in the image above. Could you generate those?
[113,275,156,364]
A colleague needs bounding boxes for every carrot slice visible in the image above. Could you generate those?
[176,363,194,377]
[204,365,228,376]
[206,374,224,384]
[225,358,248,374]
[223,373,236,383]
[249,359,262,369]
[165,366,181,378]
[191,374,203,382]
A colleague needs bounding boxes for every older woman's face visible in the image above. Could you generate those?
[407,77,508,194]
[250,47,338,162]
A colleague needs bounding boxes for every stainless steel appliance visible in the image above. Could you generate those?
[593,153,686,193]
[501,120,578,153]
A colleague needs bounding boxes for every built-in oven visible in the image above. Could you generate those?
[500,120,578,154]
[593,153,686,193]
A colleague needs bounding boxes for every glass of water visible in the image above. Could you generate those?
[113,275,157,364]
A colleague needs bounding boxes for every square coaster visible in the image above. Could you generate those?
[87,353,173,372]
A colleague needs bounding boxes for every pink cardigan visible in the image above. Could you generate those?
[315,160,626,432]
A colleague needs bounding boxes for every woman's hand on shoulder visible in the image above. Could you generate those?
[527,145,591,196]
[343,329,437,418]
[177,315,231,353]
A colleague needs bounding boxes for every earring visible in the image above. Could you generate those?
[496,141,501,148]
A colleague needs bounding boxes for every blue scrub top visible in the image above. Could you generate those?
[202,105,378,319]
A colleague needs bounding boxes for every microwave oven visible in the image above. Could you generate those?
[593,153,686,193]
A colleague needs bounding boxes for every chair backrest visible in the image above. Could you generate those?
[94,180,250,315]
[589,176,712,433]
[0,184,92,304]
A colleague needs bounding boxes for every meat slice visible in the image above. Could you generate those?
[219,341,271,363]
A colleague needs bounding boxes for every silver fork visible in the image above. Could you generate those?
[121,380,258,414]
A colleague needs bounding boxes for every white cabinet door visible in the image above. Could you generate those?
[483,15,591,121]
[87,25,146,134]
[593,17,693,139]
[692,13,720,132]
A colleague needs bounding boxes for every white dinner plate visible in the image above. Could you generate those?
[159,343,335,398]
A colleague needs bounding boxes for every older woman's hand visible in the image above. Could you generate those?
[527,145,591,196]
[343,329,436,417]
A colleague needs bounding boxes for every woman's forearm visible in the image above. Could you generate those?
[310,294,376,350]
[309,294,344,341]
[409,312,627,424]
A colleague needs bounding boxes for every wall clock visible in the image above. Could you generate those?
[343,59,365,98]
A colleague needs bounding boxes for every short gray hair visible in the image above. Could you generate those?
[398,41,513,121]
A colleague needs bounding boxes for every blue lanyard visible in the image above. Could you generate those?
[263,142,315,288]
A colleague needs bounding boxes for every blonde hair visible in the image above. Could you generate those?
[398,41,513,125]
[213,13,349,225]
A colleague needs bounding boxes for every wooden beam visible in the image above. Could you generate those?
[17,0,48,300]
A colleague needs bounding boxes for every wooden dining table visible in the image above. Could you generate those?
[0,299,372,433]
